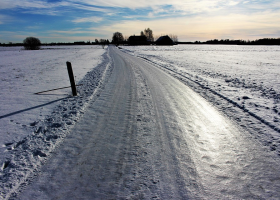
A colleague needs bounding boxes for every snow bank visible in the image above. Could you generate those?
[0,46,104,145]
[121,45,280,155]
[0,46,112,199]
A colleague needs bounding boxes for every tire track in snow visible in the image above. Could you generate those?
[14,46,280,199]
[138,56,280,132]
[122,51,203,199]
[16,46,204,199]
[130,54,280,157]
[117,48,280,199]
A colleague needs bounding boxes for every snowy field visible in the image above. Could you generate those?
[0,45,106,149]
[0,45,111,197]
[121,45,280,155]
[1,44,280,198]
[121,45,280,144]
[121,45,280,127]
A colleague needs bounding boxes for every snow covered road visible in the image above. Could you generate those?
[18,46,280,199]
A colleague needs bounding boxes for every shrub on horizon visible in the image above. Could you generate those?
[23,37,41,50]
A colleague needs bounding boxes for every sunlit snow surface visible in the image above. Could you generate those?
[0,46,110,198]
[121,45,280,148]
[16,47,280,199]
[0,46,105,145]
[1,45,280,198]
[122,45,280,125]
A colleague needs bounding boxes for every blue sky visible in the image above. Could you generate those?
[0,0,279,43]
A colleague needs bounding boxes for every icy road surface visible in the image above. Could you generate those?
[19,46,280,199]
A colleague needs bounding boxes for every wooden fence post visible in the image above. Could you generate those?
[66,61,77,96]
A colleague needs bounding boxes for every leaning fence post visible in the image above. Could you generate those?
[66,61,77,96]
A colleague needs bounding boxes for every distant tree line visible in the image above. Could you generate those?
[178,38,280,45]
[95,39,110,48]
[0,37,110,48]
[2,36,280,47]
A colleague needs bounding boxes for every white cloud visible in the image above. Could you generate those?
[228,1,239,6]
[1,0,280,42]
[49,29,86,34]
[22,10,60,16]
[0,30,42,42]
[68,3,111,12]
[2,0,279,18]
[90,11,280,41]
[69,0,224,13]
[46,28,100,36]
[0,0,109,14]
[0,0,56,9]
[72,16,103,23]
[0,14,13,24]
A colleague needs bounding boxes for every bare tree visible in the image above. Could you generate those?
[112,32,124,46]
[169,34,178,43]
[23,37,41,50]
[144,28,154,42]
